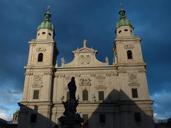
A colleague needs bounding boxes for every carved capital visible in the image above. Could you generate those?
[138,69,146,73]
[124,44,134,49]
[55,73,60,77]
[31,43,36,47]
[118,69,127,73]
[36,47,47,52]
[44,71,53,75]
[25,71,33,76]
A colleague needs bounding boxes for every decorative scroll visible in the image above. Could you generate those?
[79,78,91,86]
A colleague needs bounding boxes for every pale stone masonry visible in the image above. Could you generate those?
[18,8,154,128]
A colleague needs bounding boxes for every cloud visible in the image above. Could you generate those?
[152,86,171,120]
[0,85,22,121]
[0,110,11,121]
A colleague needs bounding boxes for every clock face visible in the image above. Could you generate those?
[79,55,91,65]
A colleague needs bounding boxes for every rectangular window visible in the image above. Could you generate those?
[98,91,104,101]
[83,90,88,101]
[33,90,39,99]
[134,112,141,122]
[132,88,138,98]
[30,113,37,123]
[99,114,106,124]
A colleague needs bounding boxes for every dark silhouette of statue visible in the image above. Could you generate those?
[68,77,77,100]
[58,77,83,128]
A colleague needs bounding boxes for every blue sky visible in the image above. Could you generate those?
[0,0,171,121]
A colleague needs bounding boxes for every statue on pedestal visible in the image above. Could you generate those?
[68,77,77,100]
[58,77,83,128]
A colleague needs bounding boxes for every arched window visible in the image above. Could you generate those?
[38,53,43,62]
[42,32,46,35]
[82,89,88,101]
[48,33,51,36]
[124,29,128,32]
[127,50,133,59]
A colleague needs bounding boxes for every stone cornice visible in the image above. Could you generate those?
[19,101,53,106]
[25,65,55,69]
[118,100,153,105]
[55,63,146,71]
[115,62,146,67]
[56,65,116,71]
[29,39,55,44]
[115,36,141,42]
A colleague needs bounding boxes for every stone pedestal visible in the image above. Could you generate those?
[58,99,83,128]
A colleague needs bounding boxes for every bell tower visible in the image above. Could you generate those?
[114,8,144,65]
[19,8,58,128]
[113,8,154,128]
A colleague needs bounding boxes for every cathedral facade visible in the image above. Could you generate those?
[18,8,154,128]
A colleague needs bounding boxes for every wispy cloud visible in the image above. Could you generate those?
[0,85,22,121]
[152,85,171,120]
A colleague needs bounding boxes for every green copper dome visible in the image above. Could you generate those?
[116,9,133,29]
[37,8,54,31]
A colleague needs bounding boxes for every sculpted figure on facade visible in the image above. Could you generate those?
[32,75,43,88]
[128,72,139,86]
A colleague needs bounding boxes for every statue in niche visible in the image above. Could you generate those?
[33,75,43,88]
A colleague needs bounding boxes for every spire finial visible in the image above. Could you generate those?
[83,39,88,47]
[47,5,50,11]
[37,6,54,31]
[116,6,134,29]
[119,7,126,19]
[43,6,51,21]
[47,5,51,14]
[120,2,124,10]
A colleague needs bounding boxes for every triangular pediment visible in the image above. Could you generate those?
[59,40,109,68]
